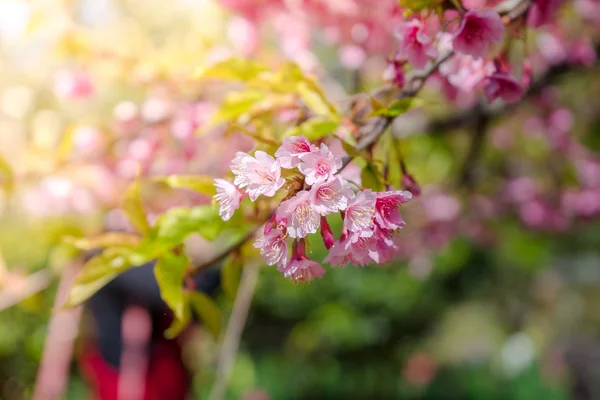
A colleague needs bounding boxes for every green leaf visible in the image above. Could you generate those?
[369,98,423,118]
[209,90,266,126]
[154,175,216,196]
[297,81,339,121]
[190,292,223,339]
[193,58,268,82]
[139,206,225,258]
[361,163,384,191]
[285,118,338,141]
[123,180,149,235]
[63,232,141,250]
[65,247,147,307]
[341,139,361,158]
[398,0,444,12]
[154,252,188,320]
[165,294,192,339]
[222,253,243,299]
[0,154,13,193]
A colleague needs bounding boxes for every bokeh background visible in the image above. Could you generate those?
[0,0,600,399]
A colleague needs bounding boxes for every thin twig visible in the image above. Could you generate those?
[208,261,260,400]
[33,262,82,400]
[0,270,53,312]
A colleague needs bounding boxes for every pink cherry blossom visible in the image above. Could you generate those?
[254,228,288,269]
[483,72,524,103]
[344,229,378,266]
[396,19,438,69]
[298,143,342,185]
[370,226,400,264]
[344,190,376,232]
[374,190,412,230]
[323,230,375,267]
[213,179,244,221]
[382,59,405,88]
[452,10,504,59]
[230,151,285,201]
[439,52,496,92]
[274,136,316,169]
[280,239,325,283]
[527,0,565,28]
[276,191,321,238]
[309,176,353,216]
[323,239,352,267]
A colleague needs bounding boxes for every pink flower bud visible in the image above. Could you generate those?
[320,216,335,249]
[402,174,421,197]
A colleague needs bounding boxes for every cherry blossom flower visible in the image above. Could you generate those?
[214,179,244,221]
[382,59,405,88]
[274,136,316,169]
[230,151,285,201]
[276,191,321,238]
[527,0,565,28]
[396,19,438,69]
[344,190,376,232]
[254,228,288,269]
[374,190,412,230]
[439,53,496,92]
[310,176,353,216]
[280,239,325,283]
[452,10,504,59]
[344,229,378,266]
[483,72,524,103]
[298,143,343,185]
[369,226,400,264]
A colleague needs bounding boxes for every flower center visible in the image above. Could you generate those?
[318,187,335,201]
[316,161,330,176]
[292,141,310,153]
[256,167,275,183]
[295,202,313,223]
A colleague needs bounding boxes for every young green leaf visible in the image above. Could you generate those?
[138,206,225,258]
[193,58,268,82]
[0,155,13,194]
[153,175,217,196]
[301,118,338,141]
[65,247,147,308]
[164,298,192,339]
[361,163,385,191]
[154,251,189,320]
[209,90,266,126]
[63,232,141,250]
[123,180,150,235]
[297,81,340,121]
[190,291,223,339]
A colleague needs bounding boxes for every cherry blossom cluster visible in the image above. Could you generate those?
[385,8,526,105]
[213,136,413,282]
